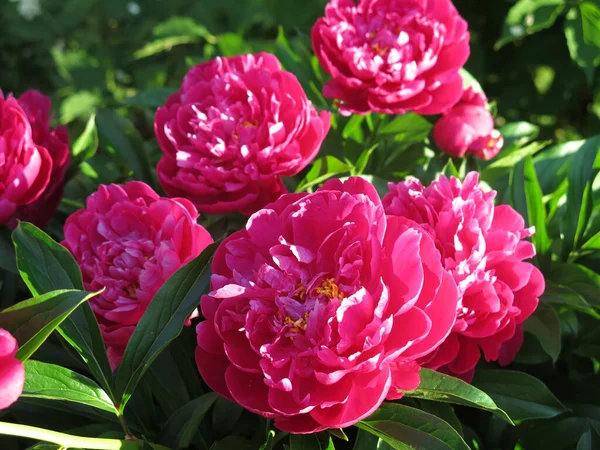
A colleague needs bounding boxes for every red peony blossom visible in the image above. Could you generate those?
[0,329,25,410]
[0,90,70,227]
[155,53,331,215]
[312,0,470,116]
[195,177,458,433]
[62,182,213,368]
[13,91,71,227]
[383,172,544,381]
[433,87,503,160]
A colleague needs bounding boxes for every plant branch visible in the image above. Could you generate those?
[0,421,141,450]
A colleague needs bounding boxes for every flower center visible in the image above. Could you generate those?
[315,278,344,300]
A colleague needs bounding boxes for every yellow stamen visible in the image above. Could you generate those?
[315,278,344,300]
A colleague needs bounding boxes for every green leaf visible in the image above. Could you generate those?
[124,88,178,108]
[134,17,215,59]
[581,0,600,47]
[22,360,117,414]
[0,289,98,361]
[565,6,600,84]
[354,144,378,175]
[12,222,114,397]
[159,393,217,449]
[328,428,349,442]
[357,403,470,450]
[496,0,566,49]
[210,436,253,450]
[523,157,551,264]
[577,427,600,450]
[550,263,600,310]
[473,370,568,420]
[0,227,17,274]
[296,156,352,192]
[95,109,154,186]
[459,68,483,94]
[71,113,98,164]
[12,222,84,295]
[379,113,432,144]
[352,429,394,450]
[541,281,598,317]
[114,242,218,411]
[342,115,366,144]
[524,302,562,362]
[499,122,540,149]
[401,368,513,424]
[481,141,547,181]
[562,136,600,257]
[60,91,101,124]
[289,434,335,450]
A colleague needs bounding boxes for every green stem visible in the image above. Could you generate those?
[0,421,141,450]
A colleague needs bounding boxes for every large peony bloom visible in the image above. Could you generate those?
[155,53,331,215]
[0,329,25,410]
[383,172,544,381]
[63,182,213,368]
[432,87,503,160]
[195,177,458,433]
[0,90,70,227]
[312,0,470,116]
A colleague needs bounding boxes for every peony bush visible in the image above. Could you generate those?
[0,0,599,449]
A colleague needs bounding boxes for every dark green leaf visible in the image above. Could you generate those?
[96,109,154,186]
[352,429,394,450]
[328,428,349,442]
[401,368,513,423]
[577,427,600,450]
[482,141,547,181]
[524,302,562,362]
[523,157,551,264]
[562,136,600,257]
[550,263,600,310]
[541,281,598,317]
[12,221,114,398]
[22,360,116,414]
[289,433,335,450]
[12,222,84,295]
[496,0,566,49]
[0,227,17,274]
[357,403,470,450]
[124,88,178,108]
[114,242,218,411]
[210,436,253,450]
[0,289,98,361]
[473,370,568,420]
[159,393,217,449]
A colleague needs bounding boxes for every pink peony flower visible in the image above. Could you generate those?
[383,172,544,381]
[195,177,458,433]
[0,329,25,410]
[62,182,213,369]
[0,90,70,227]
[13,91,71,227]
[432,87,503,160]
[312,0,470,116]
[155,53,331,215]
